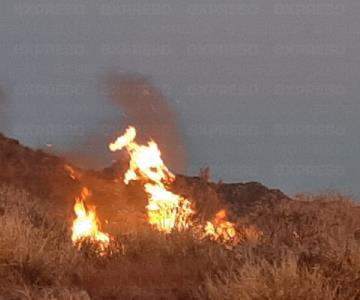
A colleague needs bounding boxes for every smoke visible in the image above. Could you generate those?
[0,79,184,173]
[107,74,187,174]
[39,74,187,174]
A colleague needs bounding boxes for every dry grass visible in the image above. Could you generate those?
[0,185,360,300]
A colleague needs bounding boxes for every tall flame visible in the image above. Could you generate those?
[109,126,242,244]
[71,187,110,252]
[109,126,194,233]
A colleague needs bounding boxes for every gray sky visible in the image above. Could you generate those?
[1,0,360,198]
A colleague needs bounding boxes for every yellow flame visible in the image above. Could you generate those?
[71,187,110,252]
[109,126,241,245]
[109,126,193,233]
[203,209,237,242]
[145,183,193,232]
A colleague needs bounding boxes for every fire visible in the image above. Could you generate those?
[109,126,174,185]
[109,126,194,233]
[109,126,240,244]
[64,165,112,253]
[145,183,193,232]
[66,125,243,252]
[71,187,110,252]
[203,209,237,243]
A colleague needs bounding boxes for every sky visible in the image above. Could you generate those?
[0,0,360,198]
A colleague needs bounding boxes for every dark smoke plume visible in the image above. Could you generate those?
[44,74,187,174]
[107,74,187,174]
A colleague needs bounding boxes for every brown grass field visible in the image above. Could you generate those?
[1,183,359,300]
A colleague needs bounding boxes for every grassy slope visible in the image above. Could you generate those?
[0,185,359,300]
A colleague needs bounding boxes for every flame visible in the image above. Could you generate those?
[203,209,237,243]
[109,126,194,233]
[71,187,110,252]
[109,126,240,244]
[57,121,262,261]
[109,126,174,185]
[66,125,243,251]
[145,183,193,232]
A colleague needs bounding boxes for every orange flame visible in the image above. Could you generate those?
[203,209,237,243]
[109,126,194,233]
[109,126,240,244]
[66,125,243,251]
[71,187,110,252]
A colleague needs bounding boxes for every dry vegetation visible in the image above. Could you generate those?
[0,184,360,300]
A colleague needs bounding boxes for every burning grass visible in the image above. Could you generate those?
[107,126,240,244]
[68,125,242,255]
[1,185,360,299]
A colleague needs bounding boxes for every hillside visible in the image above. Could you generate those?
[1,132,359,300]
[0,133,289,222]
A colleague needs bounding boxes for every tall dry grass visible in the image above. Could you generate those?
[0,185,359,299]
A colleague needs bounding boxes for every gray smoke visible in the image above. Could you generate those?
[107,74,187,174]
